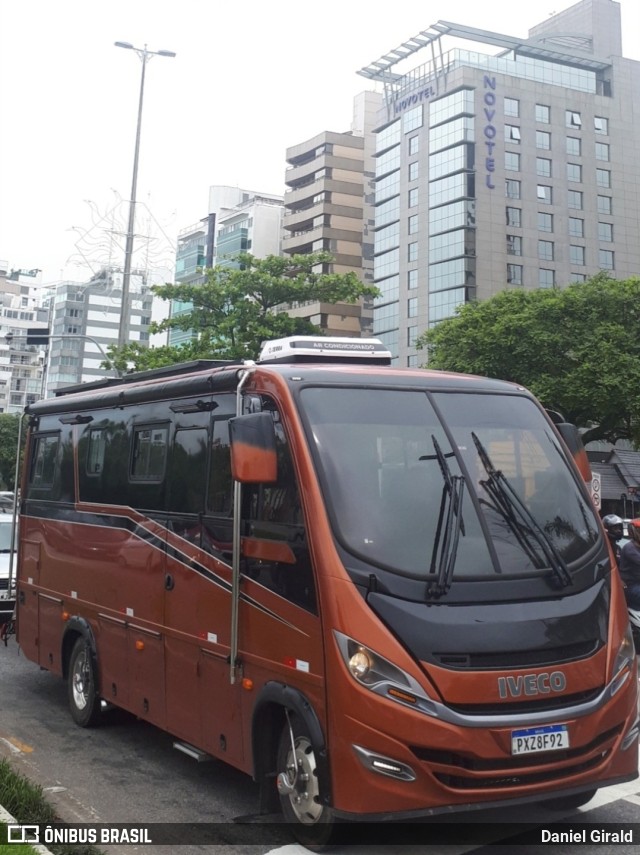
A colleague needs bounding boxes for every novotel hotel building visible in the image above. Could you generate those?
[359,0,640,365]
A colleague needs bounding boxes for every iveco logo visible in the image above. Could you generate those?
[498,671,566,699]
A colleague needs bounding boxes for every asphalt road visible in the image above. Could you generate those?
[1,637,639,855]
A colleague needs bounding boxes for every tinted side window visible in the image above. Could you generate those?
[168,428,207,514]
[29,434,60,490]
[87,429,106,475]
[131,425,169,482]
[207,419,232,514]
[242,400,317,613]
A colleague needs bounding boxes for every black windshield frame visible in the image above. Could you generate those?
[295,383,600,590]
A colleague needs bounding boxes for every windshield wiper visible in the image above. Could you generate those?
[471,432,572,588]
[427,436,465,598]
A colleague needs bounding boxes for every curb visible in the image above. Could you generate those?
[0,802,55,855]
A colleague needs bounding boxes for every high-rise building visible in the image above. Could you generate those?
[359,0,640,364]
[0,264,48,412]
[40,267,152,395]
[168,186,283,346]
[282,92,382,336]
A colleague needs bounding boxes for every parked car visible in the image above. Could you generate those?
[0,514,17,624]
[0,492,15,513]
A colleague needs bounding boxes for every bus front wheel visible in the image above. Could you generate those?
[67,636,101,727]
[276,713,336,848]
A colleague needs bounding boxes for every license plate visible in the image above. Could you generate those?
[511,724,569,755]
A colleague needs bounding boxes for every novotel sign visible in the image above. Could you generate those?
[393,85,436,116]
[483,75,497,190]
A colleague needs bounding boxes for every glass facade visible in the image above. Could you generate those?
[370,14,623,361]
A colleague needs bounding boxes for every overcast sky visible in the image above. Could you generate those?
[2,0,640,287]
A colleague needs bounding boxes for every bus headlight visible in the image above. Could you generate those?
[349,648,373,680]
[612,625,636,696]
[334,630,438,717]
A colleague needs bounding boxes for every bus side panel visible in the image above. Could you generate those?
[199,648,245,766]
[37,594,64,672]
[97,615,129,707]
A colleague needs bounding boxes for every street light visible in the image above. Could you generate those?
[114,41,176,348]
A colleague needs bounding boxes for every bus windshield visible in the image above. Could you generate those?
[299,387,600,582]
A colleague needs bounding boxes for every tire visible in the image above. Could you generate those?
[542,789,597,811]
[276,713,336,848]
[67,636,101,727]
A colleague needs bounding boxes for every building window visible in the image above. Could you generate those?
[536,158,551,177]
[595,142,610,161]
[505,151,520,171]
[568,217,584,238]
[537,185,552,203]
[568,190,583,210]
[507,264,523,285]
[538,212,553,233]
[408,269,418,289]
[536,131,551,150]
[505,124,521,143]
[507,235,522,256]
[571,273,587,283]
[569,245,585,265]
[539,269,555,288]
[597,195,612,215]
[594,116,608,135]
[566,137,581,156]
[567,163,582,182]
[538,240,554,261]
[596,169,611,188]
[403,105,423,133]
[408,187,419,207]
[408,161,419,182]
[407,326,418,347]
[506,207,521,227]
[408,214,419,234]
[598,222,613,242]
[505,179,521,200]
[407,297,418,318]
[408,136,419,156]
[535,104,550,124]
[599,249,614,270]
[566,110,582,128]
[408,242,418,262]
[504,97,519,118]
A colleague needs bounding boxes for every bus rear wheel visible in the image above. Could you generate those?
[276,713,336,848]
[67,636,101,727]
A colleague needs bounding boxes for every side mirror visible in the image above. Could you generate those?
[555,422,592,483]
[229,412,278,484]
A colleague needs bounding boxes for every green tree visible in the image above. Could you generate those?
[106,252,379,374]
[416,274,640,446]
[0,413,25,489]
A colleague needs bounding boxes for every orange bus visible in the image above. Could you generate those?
[14,336,638,845]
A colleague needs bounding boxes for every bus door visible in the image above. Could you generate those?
[232,398,324,749]
[116,421,171,729]
[195,412,246,764]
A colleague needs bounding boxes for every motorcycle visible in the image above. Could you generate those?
[628,604,640,653]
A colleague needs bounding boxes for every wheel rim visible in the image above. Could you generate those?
[283,735,323,824]
[71,648,90,711]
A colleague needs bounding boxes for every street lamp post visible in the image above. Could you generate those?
[114,41,176,349]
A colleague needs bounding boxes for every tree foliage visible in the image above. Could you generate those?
[0,414,25,489]
[106,252,379,374]
[416,274,640,446]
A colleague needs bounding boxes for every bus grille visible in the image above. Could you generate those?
[411,725,620,790]
[434,640,600,670]
[446,687,603,716]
